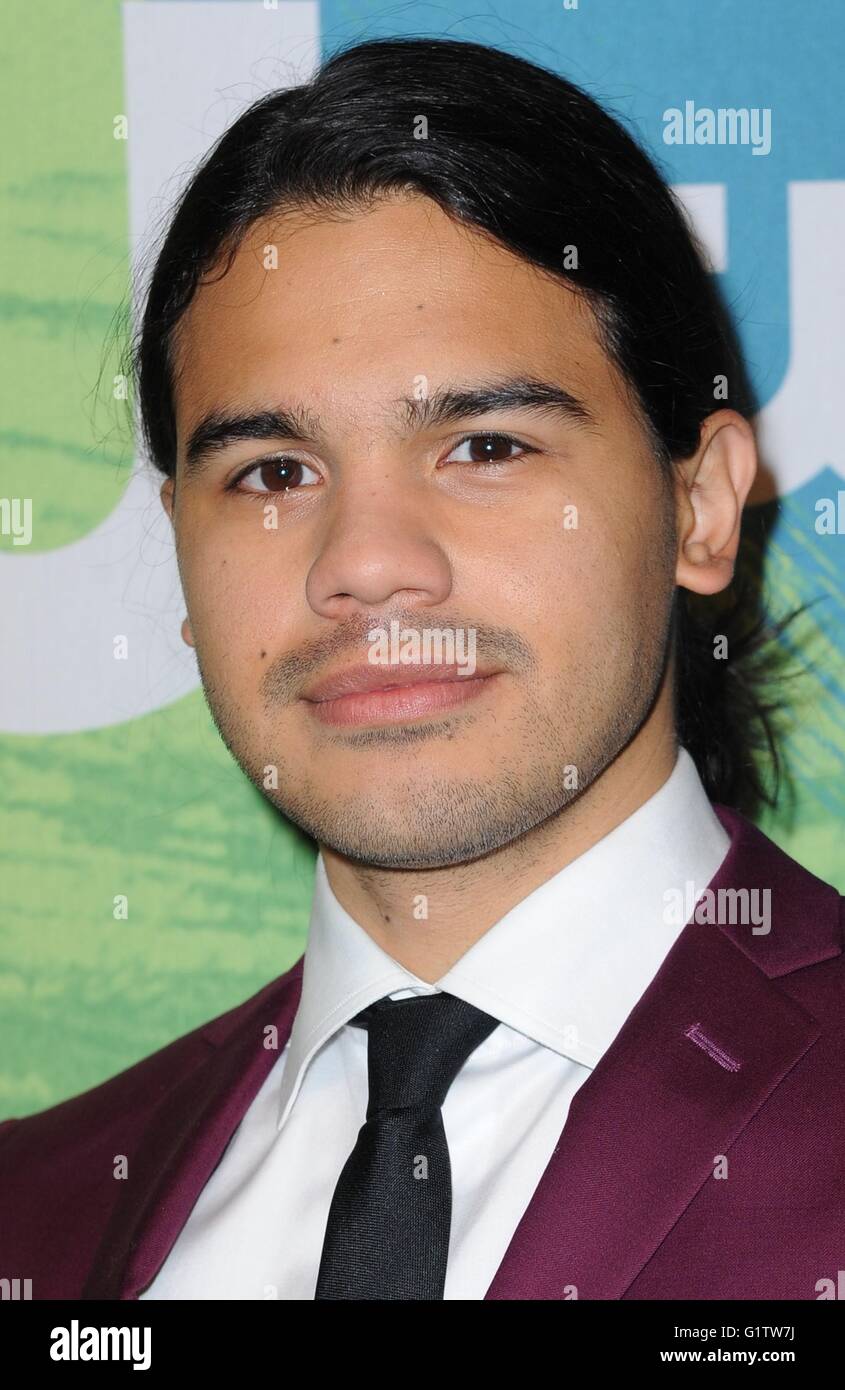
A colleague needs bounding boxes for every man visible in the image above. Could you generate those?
[1,36,842,1302]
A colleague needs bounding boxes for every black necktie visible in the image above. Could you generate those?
[314,991,501,1300]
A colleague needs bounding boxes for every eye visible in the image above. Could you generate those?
[442,432,538,468]
[228,455,321,495]
[226,432,537,495]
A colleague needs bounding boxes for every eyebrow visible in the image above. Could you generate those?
[182,375,598,477]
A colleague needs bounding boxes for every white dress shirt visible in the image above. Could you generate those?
[140,745,730,1300]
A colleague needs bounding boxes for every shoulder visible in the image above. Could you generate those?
[0,955,304,1162]
[0,956,303,1291]
[710,801,844,1009]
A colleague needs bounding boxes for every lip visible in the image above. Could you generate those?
[301,663,501,728]
[302,661,497,702]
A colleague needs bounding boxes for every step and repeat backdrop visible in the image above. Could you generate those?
[1,0,843,1116]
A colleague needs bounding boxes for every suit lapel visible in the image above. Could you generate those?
[82,960,303,1299]
[485,805,840,1299]
[485,915,818,1298]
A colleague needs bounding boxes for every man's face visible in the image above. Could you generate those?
[165,195,678,869]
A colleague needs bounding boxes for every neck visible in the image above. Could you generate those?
[320,695,680,982]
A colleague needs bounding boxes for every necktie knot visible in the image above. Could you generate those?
[351,992,500,1117]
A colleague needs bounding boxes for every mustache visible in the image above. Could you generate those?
[259,610,537,707]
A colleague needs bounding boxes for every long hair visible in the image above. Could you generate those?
[127,35,804,816]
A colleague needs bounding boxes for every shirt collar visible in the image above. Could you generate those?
[276,745,730,1130]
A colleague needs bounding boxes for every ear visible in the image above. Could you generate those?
[159,476,194,647]
[674,409,758,596]
[160,475,175,521]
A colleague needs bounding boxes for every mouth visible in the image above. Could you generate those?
[300,663,502,728]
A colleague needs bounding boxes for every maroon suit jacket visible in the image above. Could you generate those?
[1,803,843,1300]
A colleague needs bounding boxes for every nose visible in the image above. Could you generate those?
[304,467,453,620]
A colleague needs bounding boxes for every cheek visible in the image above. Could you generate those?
[574,475,669,602]
[490,493,661,675]
[179,530,287,672]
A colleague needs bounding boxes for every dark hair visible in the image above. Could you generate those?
[127,35,805,817]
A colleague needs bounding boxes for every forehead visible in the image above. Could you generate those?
[171,194,629,442]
